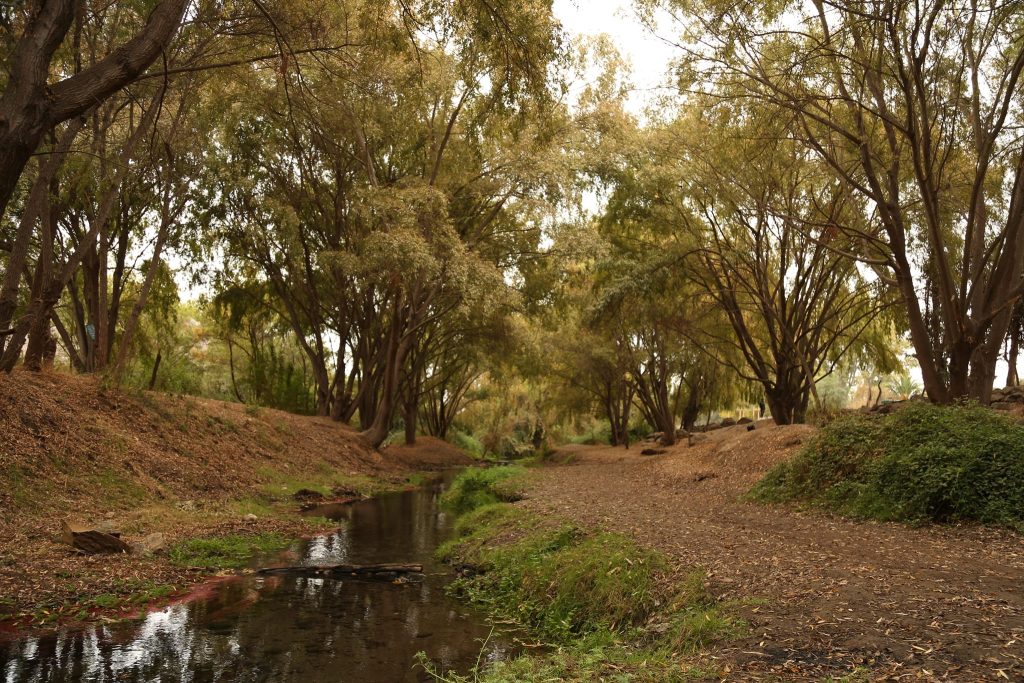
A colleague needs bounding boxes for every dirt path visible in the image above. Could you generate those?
[524,426,1024,681]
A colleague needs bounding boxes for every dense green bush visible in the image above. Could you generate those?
[752,403,1024,527]
[439,466,526,515]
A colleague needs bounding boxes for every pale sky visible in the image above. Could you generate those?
[553,0,679,113]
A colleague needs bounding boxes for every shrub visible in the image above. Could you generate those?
[752,403,1024,527]
[439,466,525,515]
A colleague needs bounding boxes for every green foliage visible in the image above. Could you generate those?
[439,467,526,515]
[168,533,291,569]
[449,430,486,458]
[752,404,1024,527]
[429,503,741,682]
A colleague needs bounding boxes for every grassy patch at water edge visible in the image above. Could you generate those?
[751,402,1024,528]
[424,503,743,682]
[439,466,527,515]
[168,532,291,569]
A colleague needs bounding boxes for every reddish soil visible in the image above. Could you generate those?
[527,422,1024,681]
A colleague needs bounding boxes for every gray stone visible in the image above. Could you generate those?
[132,532,167,556]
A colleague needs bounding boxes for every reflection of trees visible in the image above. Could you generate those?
[1,488,500,683]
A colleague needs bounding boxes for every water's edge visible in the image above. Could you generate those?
[1,473,512,683]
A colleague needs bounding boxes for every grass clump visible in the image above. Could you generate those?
[168,532,291,569]
[429,503,741,682]
[752,402,1024,527]
[439,467,526,515]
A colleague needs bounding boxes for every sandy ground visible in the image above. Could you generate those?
[525,423,1024,681]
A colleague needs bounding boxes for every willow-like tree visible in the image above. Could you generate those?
[660,0,1024,403]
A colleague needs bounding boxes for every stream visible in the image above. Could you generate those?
[1,474,512,682]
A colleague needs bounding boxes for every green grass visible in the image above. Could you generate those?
[168,532,291,569]
[255,465,391,501]
[751,402,1024,528]
[427,503,742,682]
[439,467,526,515]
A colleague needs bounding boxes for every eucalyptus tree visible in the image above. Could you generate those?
[678,111,894,424]
[210,0,566,446]
[658,0,1024,403]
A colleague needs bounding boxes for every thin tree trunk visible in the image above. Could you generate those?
[148,351,161,390]
[109,206,172,385]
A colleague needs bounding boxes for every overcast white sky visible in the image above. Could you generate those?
[553,0,679,113]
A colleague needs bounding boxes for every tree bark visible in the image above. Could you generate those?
[0,0,190,218]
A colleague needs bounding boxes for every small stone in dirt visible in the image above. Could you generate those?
[688,433,710,446]
[746,424,756,431]
[176,499,197,512]
[640,448,667,456]
[244,513,258,522]
[132,532,167,556]
[693,472,718,483]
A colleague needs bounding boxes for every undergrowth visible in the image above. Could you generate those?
[752,403,1024,528]
[438,466,526,515]
[168,533,291,569]
[423,468,743,681]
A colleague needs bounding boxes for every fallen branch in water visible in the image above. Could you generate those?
[256,563,424,582]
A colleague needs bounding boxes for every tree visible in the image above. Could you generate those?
[0,0,190,219]
[664,0,1024,403]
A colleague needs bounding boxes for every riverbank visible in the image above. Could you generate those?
[507,424,1024,680]
[0,370,474,631]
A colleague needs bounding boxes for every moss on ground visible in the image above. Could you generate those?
[168,533,292,569]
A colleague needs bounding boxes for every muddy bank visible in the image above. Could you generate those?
[0,370,473,630]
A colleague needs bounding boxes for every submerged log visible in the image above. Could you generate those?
[256,563,425,582]
[61,521,132,554]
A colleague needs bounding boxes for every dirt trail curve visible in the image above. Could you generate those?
[524,424,1024,681]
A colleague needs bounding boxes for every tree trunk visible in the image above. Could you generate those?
[1008,335,1020,387]
[109,204,172,385]
[148,351,162,390]
[0,0,190,219]
[0,117,84,356]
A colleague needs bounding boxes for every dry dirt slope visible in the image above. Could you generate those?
[530,423,1024,681]
[0,370,468,521]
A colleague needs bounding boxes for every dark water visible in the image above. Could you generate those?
[1,477,511,682]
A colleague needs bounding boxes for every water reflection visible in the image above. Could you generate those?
[1,477,510,682]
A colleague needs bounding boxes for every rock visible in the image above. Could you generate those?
[992,401,1014,411]
[132,532,167,556]
[720,418,737,428]
[95,520,122,536]
[688,433,710,447]
[746,424,756,431]
[61,521,132,555]
[737,417,753,425]
[244,513,258,522]
[292,488,325,502]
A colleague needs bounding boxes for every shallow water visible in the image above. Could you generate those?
[1,476,510,682]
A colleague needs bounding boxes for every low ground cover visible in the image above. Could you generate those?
[752,403,1024,528]
[425,468,743,682]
